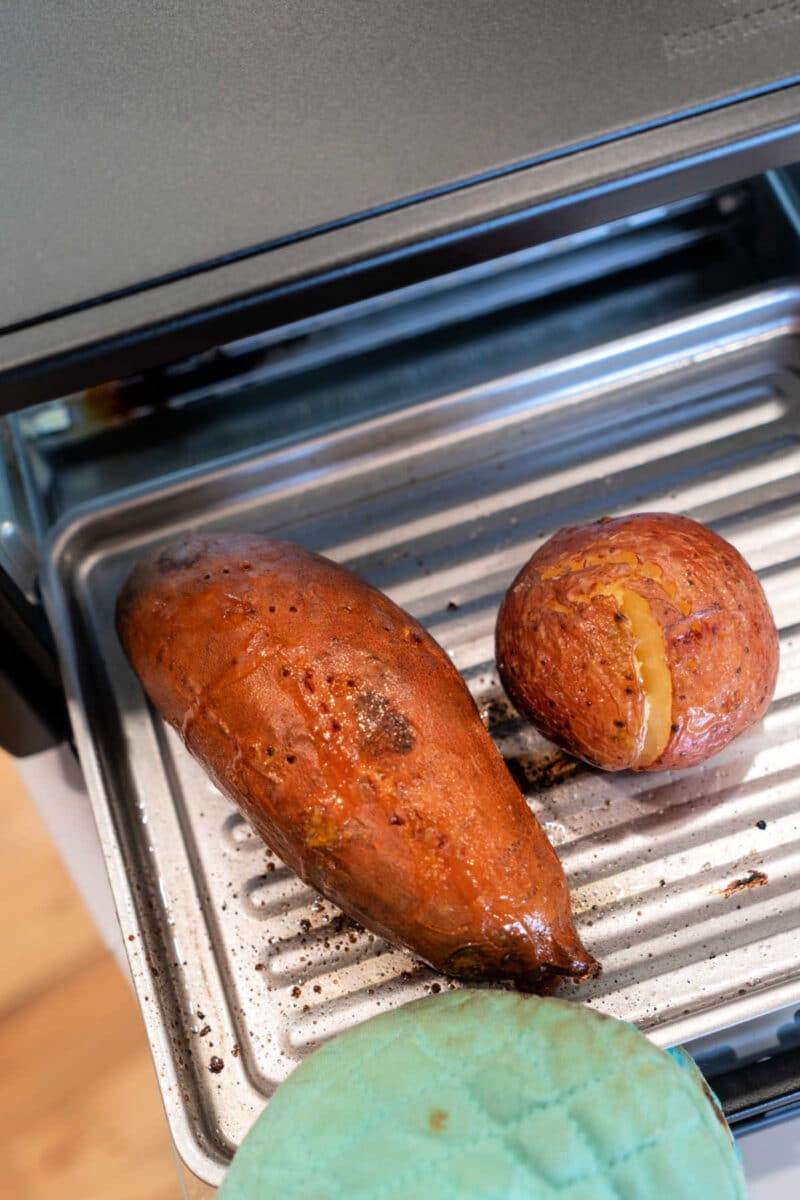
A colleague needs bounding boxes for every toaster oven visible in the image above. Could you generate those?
[4,5,800,1194]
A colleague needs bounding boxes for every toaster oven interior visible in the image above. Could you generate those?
[6,172,800,547]
[4,167,800,1184]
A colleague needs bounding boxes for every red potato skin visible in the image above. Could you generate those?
[116,533,597,988]
[496,514,780,772]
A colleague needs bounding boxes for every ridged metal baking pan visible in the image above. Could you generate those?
[43,287,800,1184]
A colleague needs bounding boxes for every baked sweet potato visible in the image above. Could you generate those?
[496,513,779,771]
[117,533,597,988]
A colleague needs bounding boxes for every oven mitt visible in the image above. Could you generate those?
[217,989,747,1199]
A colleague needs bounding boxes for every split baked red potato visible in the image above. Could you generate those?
[117,533,597,988]
[496,513,779,772]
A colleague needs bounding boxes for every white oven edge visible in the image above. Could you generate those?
[739,1121,800,1197]
[14,744,131,980]
[12,746,800,1197]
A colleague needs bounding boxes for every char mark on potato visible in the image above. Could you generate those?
[157,538,206,574]
[356,690,415,755]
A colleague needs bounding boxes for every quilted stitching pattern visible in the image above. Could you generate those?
[218,991,747,1199]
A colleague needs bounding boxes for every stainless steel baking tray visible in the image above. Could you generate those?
[43,287,800,1185]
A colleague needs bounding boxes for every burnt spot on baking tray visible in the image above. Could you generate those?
[481,696,515,731]
[715,869,768,898]
[503,751,584,792]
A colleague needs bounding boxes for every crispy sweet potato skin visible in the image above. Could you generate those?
[117,533,597,987]
[496,513,779,772]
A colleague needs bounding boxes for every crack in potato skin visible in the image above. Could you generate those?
[606,585,672,768]
[496,513,780,772]
[543,576,672,766]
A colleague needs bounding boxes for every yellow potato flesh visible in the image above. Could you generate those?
[540,555,674,768]
[613,587,673,767]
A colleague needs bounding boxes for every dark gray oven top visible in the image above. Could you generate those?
[4,2,800,396]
